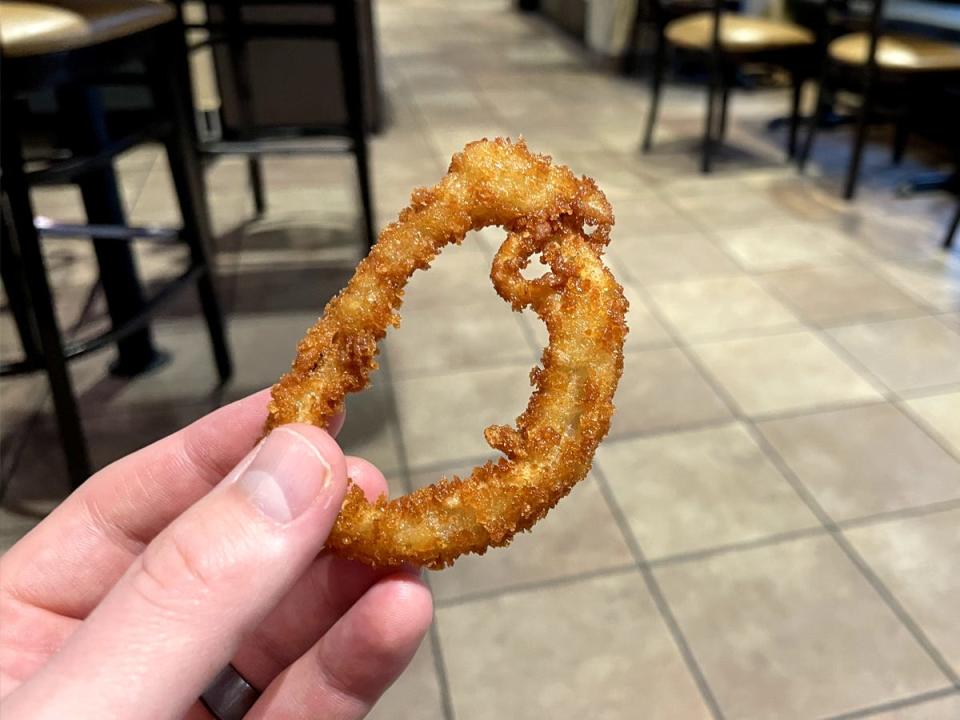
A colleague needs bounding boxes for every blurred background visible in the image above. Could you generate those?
[1,0,958,718]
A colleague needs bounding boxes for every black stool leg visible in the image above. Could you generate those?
[248,156,267,216]
[788,70,803,159]
[642,30,667,153]
[1,126,91,487]
[57,86,164,377]
[151,27,233,384]
[702,71,721,174]
[337,0,375,250]
[944,202,959,250]
[717,84,730,143]
[798,80,828,172]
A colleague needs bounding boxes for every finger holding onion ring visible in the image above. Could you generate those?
[266,138,628,569]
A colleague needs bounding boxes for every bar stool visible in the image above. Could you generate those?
[798,0,960,199]
[1,0,233,487]
[640,0,816,172]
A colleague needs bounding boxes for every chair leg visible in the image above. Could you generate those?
[336,0,376,250]
[702,70,722,174]
[788,72,803,159]
[717,84,730,143]
[843,87,873,201]
[642,31,667,153]
[248,155,267,216]
[1,120,91,487]
[798,80,827,172]
[944,202,959,250]
[57,85,163,377]
[152,27,233,384]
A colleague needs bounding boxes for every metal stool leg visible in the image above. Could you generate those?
[1,124,91,487]
[151,26,233,384]
[336,0,375,250]
[642,30,667,153]
[57,86,164,376]
[944,202,959,250]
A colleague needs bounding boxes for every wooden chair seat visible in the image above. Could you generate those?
[828,32,960,72]
[665,12,814,53]
[0,0,173,58]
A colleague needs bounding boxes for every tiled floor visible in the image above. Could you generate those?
[2,0,960,718]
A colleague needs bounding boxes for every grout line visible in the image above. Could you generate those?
[426,619,457,720]
[376,352,456,720]
[646,526,827,568]
[591,463,726,720]
[894,399,960,464]
[819,687,959,720]
[837,497,960,532]
[897,380,960,400]
[434,563,638,610]
[631,279,960,690]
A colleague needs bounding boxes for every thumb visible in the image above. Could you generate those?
[5,424,347,720]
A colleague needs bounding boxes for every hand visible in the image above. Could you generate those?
[0,389,433,720]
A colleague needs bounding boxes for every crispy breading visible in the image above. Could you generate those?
[266,138,627,568]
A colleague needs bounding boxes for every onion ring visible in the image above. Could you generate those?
[266,138,627,568]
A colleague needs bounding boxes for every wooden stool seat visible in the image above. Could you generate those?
[665,12,814,54]
[829,32,960,72]
[0,0,173,58]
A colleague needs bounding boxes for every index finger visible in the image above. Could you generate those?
[0,389,342,620]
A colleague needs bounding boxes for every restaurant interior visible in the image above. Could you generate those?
[1,0,958,718]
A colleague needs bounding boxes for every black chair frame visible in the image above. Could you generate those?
[178,0,375,249]
[1,22,232,487]
[797,0,960,201]
[638,0,815,173]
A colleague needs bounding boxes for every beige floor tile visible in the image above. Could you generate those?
[393,364,532,469]
[870,258,960,311]
[762,264,923,326]
[425,475,633,603]
[669,190,800,229]
[647,276,800,341]
[385,300,534,378]
[865,693,960,719]
[692,330,882,416]
[828,317,960,392]
[400,240,500,310]
[715,222,854,271]
[609,231,741,285]
[904,392,960,458]
[758,404,960,521]
[598,423,819,559]
[609,347,732,438]
[846,509,960,675]
[437,572,712,720]
[367,640,445,720]
[655,535,950,719]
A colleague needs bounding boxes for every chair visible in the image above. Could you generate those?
[798,0,960,200]
[640,0,816,172]
[178,0,376,249]
[1,0,232,486]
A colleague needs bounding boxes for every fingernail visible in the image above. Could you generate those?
[236,428,332,522]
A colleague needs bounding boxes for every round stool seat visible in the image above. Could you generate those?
[666,12,814,53]
[829,32,960,72]
[0,0,174,58]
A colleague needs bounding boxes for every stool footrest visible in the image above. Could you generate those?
[35,218,181,243]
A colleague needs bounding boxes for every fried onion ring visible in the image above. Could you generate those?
[266,138,627,568]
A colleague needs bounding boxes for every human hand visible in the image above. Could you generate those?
[0,389,433,720]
